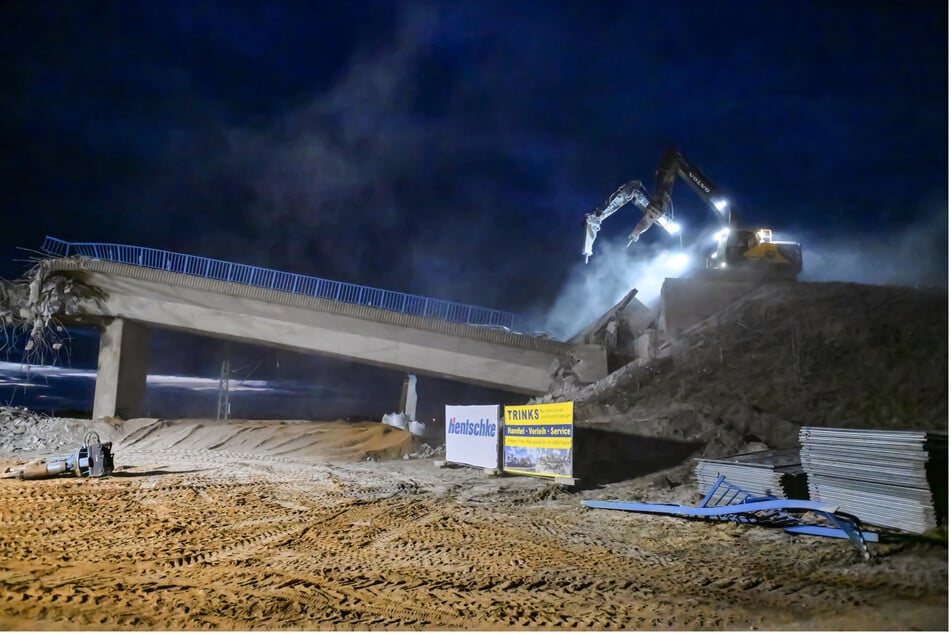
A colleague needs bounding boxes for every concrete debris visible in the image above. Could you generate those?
[406,442,444,460]
[382,412,407,430]
[0,260,105,360]
[382,412,427,437]
[568,288,658,372]
[548,343,610,390]
[0,406,116,457]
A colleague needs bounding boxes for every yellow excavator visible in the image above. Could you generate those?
[582,146,802,280]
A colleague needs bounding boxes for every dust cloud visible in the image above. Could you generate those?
[798,204,948,288]
[210,5,438,282]
[542,236,695,339]
[171,4,570,310]
[542,202,948,340]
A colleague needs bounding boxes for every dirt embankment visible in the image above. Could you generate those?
[542,282,947,462]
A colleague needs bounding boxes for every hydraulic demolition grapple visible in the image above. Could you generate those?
[2,432,114,480]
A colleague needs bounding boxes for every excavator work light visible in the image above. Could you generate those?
[713,198,729,212]
[654,213,681,236]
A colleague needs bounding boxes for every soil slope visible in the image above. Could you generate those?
[541,282,947,467]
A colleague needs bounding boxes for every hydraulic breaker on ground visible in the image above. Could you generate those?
[2,431,114,480]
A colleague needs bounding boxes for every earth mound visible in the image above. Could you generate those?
[541,281,948,476]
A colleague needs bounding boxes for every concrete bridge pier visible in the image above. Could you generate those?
[92,318,151,420]
[398,374,418,420]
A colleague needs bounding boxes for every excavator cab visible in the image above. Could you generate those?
[707,228,802,280]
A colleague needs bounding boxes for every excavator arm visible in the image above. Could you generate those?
[579,144,803,277]
[582,179,651,263]
[626,146,738,244]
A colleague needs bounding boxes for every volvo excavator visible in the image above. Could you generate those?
[582,146,802,280]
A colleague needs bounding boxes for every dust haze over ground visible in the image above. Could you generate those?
[798,201,948,287]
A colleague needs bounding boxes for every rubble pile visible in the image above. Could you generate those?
[0,406,115,457]
[405,442,445,460]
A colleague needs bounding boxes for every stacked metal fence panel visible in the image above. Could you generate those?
[799,427,948,533]
[695,448,805,499]
[39,236,532,332]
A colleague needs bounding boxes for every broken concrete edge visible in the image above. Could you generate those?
[567,288,641,344]
[0,260,108,365]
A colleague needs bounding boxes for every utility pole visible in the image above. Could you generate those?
[216,358,231,421]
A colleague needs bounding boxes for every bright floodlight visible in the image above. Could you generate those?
[672,252,690,270]
[655,214,681,236]
[713,228,730,242]
[713,198,728,212]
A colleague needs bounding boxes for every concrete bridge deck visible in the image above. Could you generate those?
[41,255,606,419]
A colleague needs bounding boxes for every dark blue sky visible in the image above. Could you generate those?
[2,0,948,308]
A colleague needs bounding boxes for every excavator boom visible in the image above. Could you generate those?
[626,146,737,244]
[582,179,650,262]
[582,176,683,263]
[579,145,802,279]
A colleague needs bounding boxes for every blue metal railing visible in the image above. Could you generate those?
[41,236,531,331]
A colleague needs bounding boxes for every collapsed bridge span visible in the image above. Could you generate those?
[10,238,609,419]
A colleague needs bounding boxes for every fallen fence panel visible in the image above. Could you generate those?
[582,476,876,559]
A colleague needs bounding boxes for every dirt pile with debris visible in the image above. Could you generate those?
[0,406,119,457]
[539,281,948,471]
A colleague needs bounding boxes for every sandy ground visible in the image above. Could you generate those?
[0,417,946,631]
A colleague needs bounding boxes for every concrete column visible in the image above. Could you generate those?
[398,374,418,420]
[93,318,151,420]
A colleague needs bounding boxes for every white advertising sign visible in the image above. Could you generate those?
[444,404,500,469]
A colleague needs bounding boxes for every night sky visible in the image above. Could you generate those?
[1,1,948,416]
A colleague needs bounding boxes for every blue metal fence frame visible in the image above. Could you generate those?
[583,475,877,559]
[41,236,531,331]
